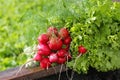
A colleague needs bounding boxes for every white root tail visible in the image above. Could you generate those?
[58,64,63,80]
[15,59,34,76]
[70,54,82,80]
[66,56,70,80]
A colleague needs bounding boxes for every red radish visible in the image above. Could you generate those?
[48,37,63,50]
[57,49,67,58]
[37,50,44,55]
[56,39,63,50]
[57,57,66,64]
[38,34,49,44]
[37,50,50,56]
[33,53,43,61]
[78,45,87,54]
[49,53,58,63]
[59,28,69,39]
[63,36,72,45]
[65,52,72,60]
[40,58,51,69]
[37,44,51,56]
[47,27,58,36]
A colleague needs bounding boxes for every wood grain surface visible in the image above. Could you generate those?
[0,65,67,80]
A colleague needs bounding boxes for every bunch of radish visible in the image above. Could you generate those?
[17,27,87,80]
[33,27,72,69]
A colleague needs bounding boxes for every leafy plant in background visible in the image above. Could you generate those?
[0,0,75,71]
[64,0,120,73]
[0,0,64,71]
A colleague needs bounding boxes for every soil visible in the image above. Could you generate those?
[36,68,120,80]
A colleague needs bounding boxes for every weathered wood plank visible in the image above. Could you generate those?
[0,65,67,80]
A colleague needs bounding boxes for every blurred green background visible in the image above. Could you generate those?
[0,0,65,71]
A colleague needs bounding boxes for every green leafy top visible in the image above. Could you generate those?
[63,0,120,73]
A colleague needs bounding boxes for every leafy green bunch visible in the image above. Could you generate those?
[63,0,120,73]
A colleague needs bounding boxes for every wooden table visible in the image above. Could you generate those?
[0,65,67,80]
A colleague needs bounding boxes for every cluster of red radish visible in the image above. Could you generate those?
[33,27,72,69]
